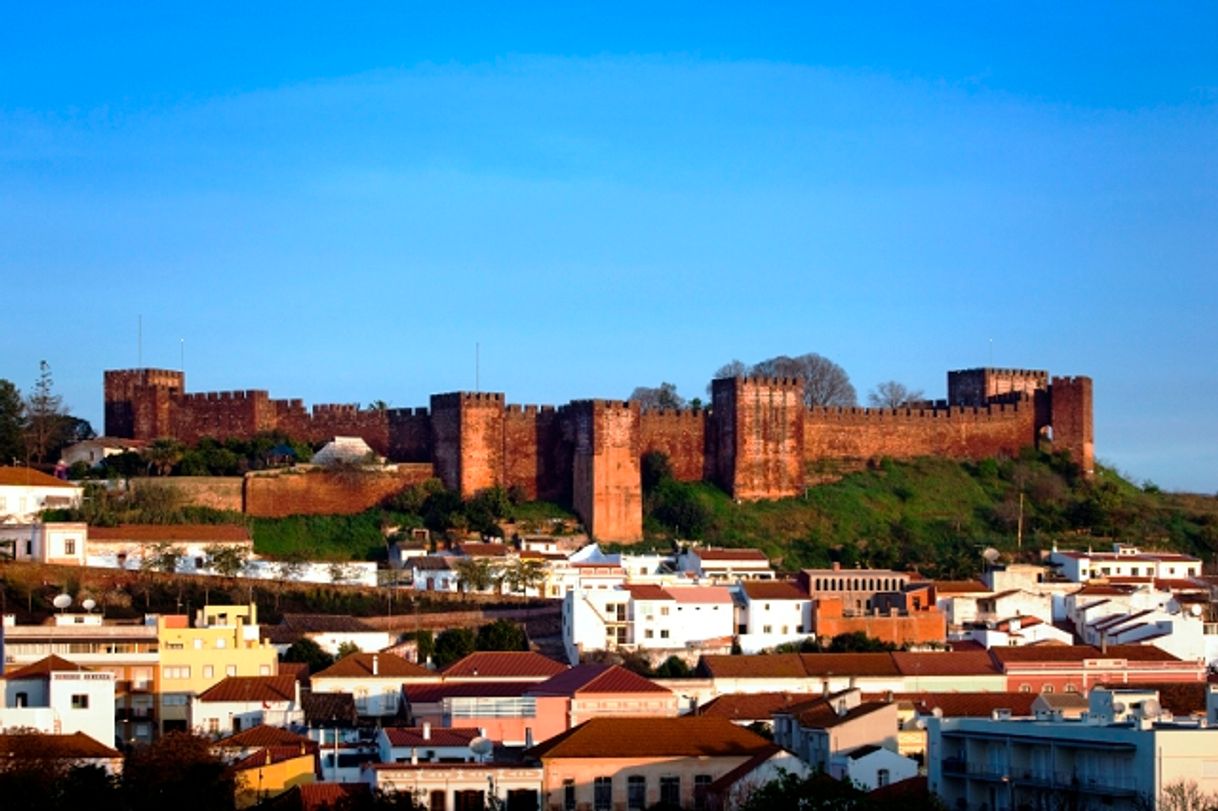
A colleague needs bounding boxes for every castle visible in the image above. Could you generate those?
[104,367,1093,541]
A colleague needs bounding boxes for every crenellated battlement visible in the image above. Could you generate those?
[806,400,1029,421]
[178,389,269,403]
[312,403,363,416]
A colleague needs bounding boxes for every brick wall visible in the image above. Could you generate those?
[711,377,805,500]
[570,400,643,542]
[1050,376,1094,478]
[639,409,709,481]
[812,596,946,646]
[243,465,435,518]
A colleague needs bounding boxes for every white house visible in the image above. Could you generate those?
[836,743,919,792]
[60,437,147,470]
[772,689,902,774]
[1048,543,1202,583]
[965,615,1075,649]
[311,653,438,719]
[0,521,87,564]
[737,580,812,654]
[376,724,482,764]
[677,547,774,582]
[190,675,303,737]
[929,687,1218,811]
[0,467,82,524]
[0,655,116,747]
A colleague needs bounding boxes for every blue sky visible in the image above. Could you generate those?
[1,3,1215,491]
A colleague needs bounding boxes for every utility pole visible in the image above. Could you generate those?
[1016,491,1025,550]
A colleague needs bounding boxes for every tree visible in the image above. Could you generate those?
[652,655,692,678]
[711,359,748,381]
[1159,780,1218,811]
[710,353,857,407]
[452,557,500,593]
[826,631,896,653]
[868,380,925,409]
[413,629,435,664]
[629,382,686,411]
[282,637,335,673]
[0,379,25,464]
[498,558,547,595]
[475,619,528,652]
[142,542,183,574]
[23,360,65,464]
[641,451,674,494]
[144,437,186,476]
[336,640,362,659]
[433,627,477,668]
[205,544,249,579]
[123,731,236,811]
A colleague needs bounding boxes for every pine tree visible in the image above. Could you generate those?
[24,361,64,464]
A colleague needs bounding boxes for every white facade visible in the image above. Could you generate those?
[965,617,1074,649]
[677,548,775,581]
[737,585,812,654]
[0,668,116,747]
[1049,543,1202,583]
[929,688,1218,811]
[0,522,87,564]
[190,691,303,738]
[0,471,82,523]
[562,585,735,664]
[835,745,919,792]
[376,725,478,764]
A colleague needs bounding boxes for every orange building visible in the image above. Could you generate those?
[811,595,946,647]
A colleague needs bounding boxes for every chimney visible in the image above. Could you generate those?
[372,654,379,676]
[422,721,431,740]
[411,748,418,765]
[525,727,534,748]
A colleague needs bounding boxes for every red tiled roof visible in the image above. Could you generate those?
[456,543,512,557]
[278,661,310,682]
[695,548,769,562]
[530,664,671,696]
[4,655,95,680]
[441,651,567,679]
[881,691,1037,718]
[215,724,315,749]
[623,584,673,601]
[742,580,809,601]
[88,524,251,542]
[411,556,453,571]
[0,732,120,759]
[313,652,433,680]
[799,653,900,678]
[278,614,375,633]
[527,717,773,759]
[198,675,297,703]
[706,744,783,794]
[991,644,1181,664]
[1076,584,1134,596]
[230,745,318,773]
[665,586,734,605]
[781,698,892,729]
[405,682,535,703]
[698,654,809,679]
[932,580,990,594]
[699,692,819,721]
[0,467,78,488]
[869,775,930,801]
[890,651,999,677]
[297,783,371,811]
[383,726,481,748]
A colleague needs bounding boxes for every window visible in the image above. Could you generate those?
[226,665,237,677]
[1042,685,1055,693]
[877,768,890,788]
[660,606,670,616]
[164,666,191,680]
[202,665,214,679]
[627,776,646,809]
[14,692,27,708]
[762,625,772,634]
[215,638,226,649]
[694,775,712,811]
[64,538,76,555]
[193,638,203,649]
[660,776,680,806]
[660,629,669,639]
[594,777,612,811]
[563,779,576,811]
[71,694,89,709]
[1019,684,1031,693]
[207,718,219,734]
[259,664,272,676]
[645,629,654,639]
[430,790,445,811]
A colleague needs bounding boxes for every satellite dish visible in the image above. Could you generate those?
[982,548,1001,563]
[1191,604,1203,617]
[1141,699,1161,719]
[52,594,72,611]
[1112,702,1126,714]
[81,598,96,612]
[469,736,494,757]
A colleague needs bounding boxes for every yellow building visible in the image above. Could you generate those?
[157,604,279,734]
[232,746,318,808]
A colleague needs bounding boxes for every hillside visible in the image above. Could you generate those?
[639,449,1218,579]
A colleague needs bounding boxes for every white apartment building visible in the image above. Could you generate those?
[0,467,82,524]
[677,547,775,582]
[1048,543,1202,583]
[0,656,116,747]
[928,687,1218,811]
[736,580,812,654]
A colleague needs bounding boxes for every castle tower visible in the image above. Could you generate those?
[568,400,642,542]
[103,368,185,439]
[711,376,805,500]
[429,392,506,497]
[1050,376,1095,479]
[947,368,1050,406]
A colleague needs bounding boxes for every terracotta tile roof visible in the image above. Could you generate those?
[799,653,900,677]
[890,651,999,677]
[231,745,318,773]
[198,675,298,703]
[526,717,774,759]
[698,654,809,679]
[932,580,990,594]
[706,743,783,794]
[1094,682,1209,715]
[991,644,1181,664]
[88,523,251,542]
[441,651,567,679]
[530,664,671,696]
[742,580,809,601]
[780,698,892,729]
[699,692,819,721]
[456,543,512,557]
[313,652,433,680]
[302,692,358,726]
[4,655,95,680]
[297,783,371,811]
[0,732,120,760]
[623,584,673,601]
[877,691,1037,717]
[405,682,536,703]
[869,775,930,801]
[215,724,315,749]
[0,467,78,488]
[278,614,375,633]
[411,556,453,571]
[694,548,769,562]
[383,726,481,748]
[665,586,734,605]
[278,661,310,682]
[1075,584,1134,596]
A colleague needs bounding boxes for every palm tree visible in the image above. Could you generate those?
[144,438,185,476]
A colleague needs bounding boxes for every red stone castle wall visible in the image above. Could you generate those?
[711,377,805,500]
[243,465,434,518]
[639,409,708,481]
[570,400,643,542]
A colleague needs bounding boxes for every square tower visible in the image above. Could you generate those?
[711,376,805,500]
